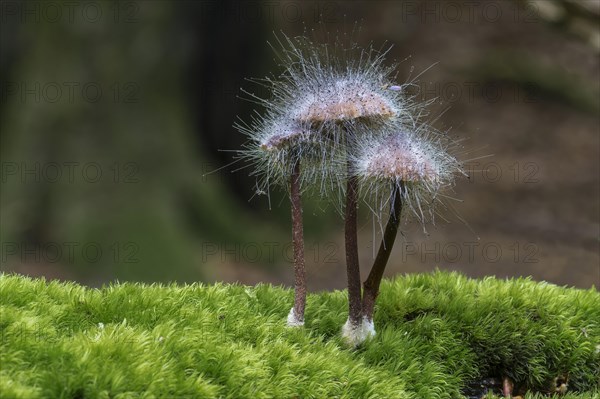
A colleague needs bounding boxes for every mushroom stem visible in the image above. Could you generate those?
[502,376,514,397]
[290,160,306,325]
[345,159,362,327]
[362,182,403,322]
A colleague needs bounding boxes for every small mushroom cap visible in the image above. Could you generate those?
[258,120,309,152]
[361,133,439,182]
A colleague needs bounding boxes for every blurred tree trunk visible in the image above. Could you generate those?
[0,1,268,284]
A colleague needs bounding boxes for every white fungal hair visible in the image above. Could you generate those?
[235,112,334,194]
[358,130,437,182]
[341,316,375,347]
[236,33,418,196]
[350,122,464,225]
[261,34,422,134]
[235,32,464,223]
[294,79,396,124]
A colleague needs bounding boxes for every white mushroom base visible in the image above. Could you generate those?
[286,307,305,327]
[341,317,376,346]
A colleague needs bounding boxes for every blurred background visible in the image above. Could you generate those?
[1,0,598,290]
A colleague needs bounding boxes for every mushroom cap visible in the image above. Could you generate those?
[259,125,306,152]
[359,131,440,183]
[295,80,396,124]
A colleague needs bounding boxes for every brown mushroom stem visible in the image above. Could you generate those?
[503,376,514,398]
[362,183,403,322]
[345,160,362,327]
[290,160,306,323]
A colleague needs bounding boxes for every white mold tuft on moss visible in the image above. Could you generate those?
[286,307,304,327]
[341,316,376,347]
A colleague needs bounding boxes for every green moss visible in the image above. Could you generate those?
[1,271,598,398]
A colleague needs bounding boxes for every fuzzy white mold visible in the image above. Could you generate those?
[362,318,376,337]
[360,132,438,182]
[286,307,304,327]
[295,80,397,124]
[341,317,376,347]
